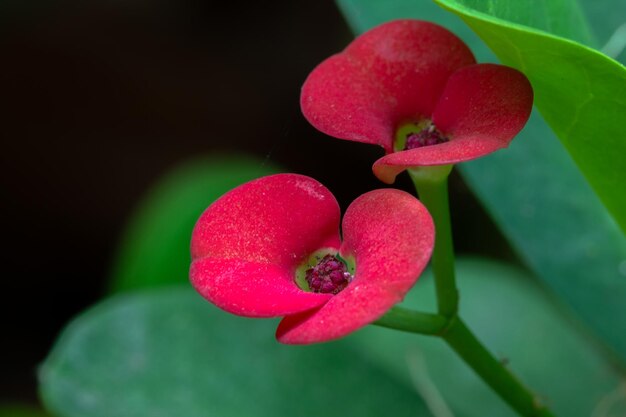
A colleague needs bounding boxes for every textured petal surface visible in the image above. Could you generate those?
[190,258,330,317]
[373,135,505,183]
[190,174,340,317]
[300,54,396,150]
[277,189,435,344]
[373,64,533,183]
[432,64,533,145]
[301,20,475,152]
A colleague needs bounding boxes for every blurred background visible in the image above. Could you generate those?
[1,0,513,407]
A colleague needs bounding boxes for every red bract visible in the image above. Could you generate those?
[190,174,434,344]
[301,19,533,183]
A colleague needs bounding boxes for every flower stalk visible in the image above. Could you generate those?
[375,309,556,417]
[374,307,448,335]
[443,318,555,417]
[409,167,458,318]
[377,167,557,417]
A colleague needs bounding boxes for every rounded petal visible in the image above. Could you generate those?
[191,174,341,265]
[301,54,396,150]
[347,20,476,125]
[433,64,533,143]
[301,19,475,152]
[373,64,533,183]
[277,189,434,344]
[190,174,340,317]
[190,258,330,317]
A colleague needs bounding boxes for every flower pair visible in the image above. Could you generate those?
[190,20,533,344]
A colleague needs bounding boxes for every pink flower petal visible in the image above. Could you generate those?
[372,135,504,183]
[191,174,340,265]
[190,174,340,317]
[373,64,533,183]
[347,20,476,127]
[190,258,330,317]
[301,20,475,152]
[433,63,533,145]
[277,189,434,344]
[300,54,396,150]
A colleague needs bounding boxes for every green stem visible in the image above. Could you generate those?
[409,168,458,317]
[374,307,448,335]
[374,307,556,416]
[401,166,556,417]
[443,317,555,417]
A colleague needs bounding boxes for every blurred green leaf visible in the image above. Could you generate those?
[350,258,626,417]
[336,0,626,365]
[109,155,280,293]
[40,259,626,417]
[581,0,626,63]
[0,405,51,417]
[435,0,626,238]
[39,287,429,417]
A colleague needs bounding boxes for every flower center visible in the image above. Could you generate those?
[305,254,353,294]
[405,125,447,150]
[394,120,448,151]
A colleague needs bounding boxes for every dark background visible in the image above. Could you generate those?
[1,0,511,406]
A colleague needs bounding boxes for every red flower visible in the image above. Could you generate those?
[190,174,434,344]
[301,19,533,183]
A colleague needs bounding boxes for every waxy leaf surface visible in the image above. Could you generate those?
[40,260,626,417]
[39,287,429,417]
[434,0,626,235]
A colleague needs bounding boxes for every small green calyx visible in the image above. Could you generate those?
[295,250,355,294]
[394,120,448,152]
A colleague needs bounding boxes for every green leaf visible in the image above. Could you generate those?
[350,258,626,417]
[336,0,626,365]
[439,0,598,45]
[39,287,430,417]
[434,0,626,235]
[458,113,626,364]
[40,260,626,417]
[582,0,626,64]
[109,155,280,293]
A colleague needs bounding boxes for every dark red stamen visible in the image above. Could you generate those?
[405,125,447,150]
[305,254,352,294]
